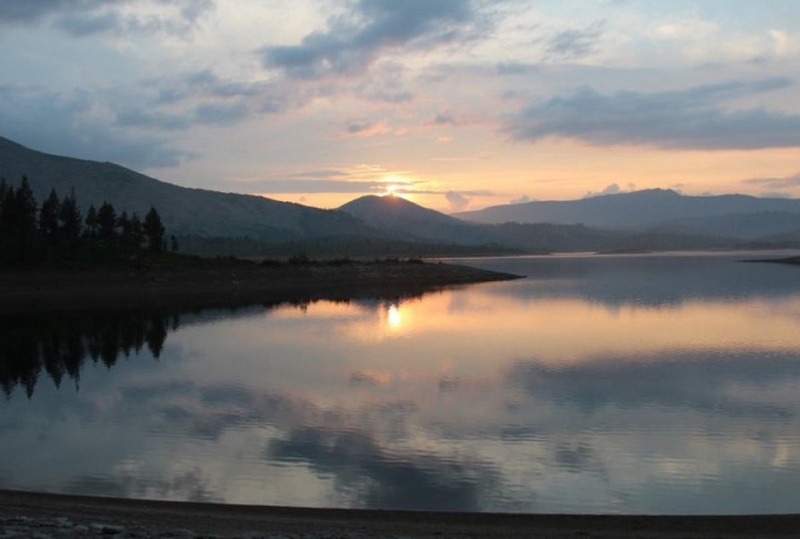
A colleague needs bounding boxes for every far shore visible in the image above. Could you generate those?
[1,489,799,538]
[0,258,521,313]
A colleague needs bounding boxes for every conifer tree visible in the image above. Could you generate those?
[59,190,83,244]
[97,202,117,242]
[39,189,61,244]
[84,204,98,238]
[14,176,38,237]
[144,207,165,252]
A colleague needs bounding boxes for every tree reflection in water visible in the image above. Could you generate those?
[0,293,423,400]
[0,310,176,398]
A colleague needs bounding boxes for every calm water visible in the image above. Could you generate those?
[2,252,800,514]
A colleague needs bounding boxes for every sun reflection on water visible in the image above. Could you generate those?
[387,304,402,330]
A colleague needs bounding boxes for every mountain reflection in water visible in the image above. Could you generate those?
[2,253,800,514]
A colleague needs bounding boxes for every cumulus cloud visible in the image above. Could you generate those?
[259,0,486,78]
[510,195,531,204]
[506,77,800,150]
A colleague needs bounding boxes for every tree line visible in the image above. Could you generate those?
[0,175,172,265]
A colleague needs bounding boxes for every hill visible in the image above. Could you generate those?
[0,136,380,244]
[5,134,798,256]
[338,195,499,245]
[455,189,800,233]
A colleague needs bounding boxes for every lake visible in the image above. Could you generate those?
[2,252,800,514]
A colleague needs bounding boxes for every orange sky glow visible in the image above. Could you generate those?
[2,1,800,213]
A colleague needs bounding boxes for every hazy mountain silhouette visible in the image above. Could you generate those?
[0,136,380,243]
[455,189,800,234]
[5,134,798,255]
[339,195,498,245]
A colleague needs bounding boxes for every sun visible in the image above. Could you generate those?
[380,175,410,198]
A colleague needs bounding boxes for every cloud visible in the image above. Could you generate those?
[433,111,458,125]
[496,62,540,76]
[0,85,193,168]
[445,191,471,211]
[743,172,800,190]
[510,194,530,204]
[506,77,800,150]
[267,426,500,511]
[583,182,636,198]
[0,67,308,166]
[254,179,398,194]
[343,119,391,137]
[544,22,604,61]
[258,0,486,79]
[0,1,108,25]
[507,350,800,418]
[0,0,215,37]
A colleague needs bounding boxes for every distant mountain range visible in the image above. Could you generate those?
[3,135,800,256]
[455,188,800,232]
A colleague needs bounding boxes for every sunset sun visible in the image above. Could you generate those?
[380,176,410,198]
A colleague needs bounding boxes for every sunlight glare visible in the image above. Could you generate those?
[380,175,410,198]
[387,304,402,329]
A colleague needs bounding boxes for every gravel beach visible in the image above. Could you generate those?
[2,490,800,538]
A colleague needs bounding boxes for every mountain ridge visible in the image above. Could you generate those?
[454,188,800,230]
[0,135,382,242]
[4,134,800,255]
[338,195,499,245]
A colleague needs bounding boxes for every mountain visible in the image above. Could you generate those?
[455,189,800,231]
[338,195,499,245]
[5,134,798,256]
[0,136,379,243]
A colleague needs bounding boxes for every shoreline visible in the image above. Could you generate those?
[2,490,800,538]
[0,260,521,313]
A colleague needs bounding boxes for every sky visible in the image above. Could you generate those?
[2,0,800,212]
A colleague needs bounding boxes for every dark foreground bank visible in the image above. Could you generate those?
[0,259,521,313]
[1,490,799,538]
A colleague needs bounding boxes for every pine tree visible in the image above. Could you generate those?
[0,177,10,236]
[97,202,117,242]
[14,176,38,237]
[58,190,83,245]
[84,204,98,238]
[7,176,39,262]
[130,214,144,249]
[118,211,137,251]
[39,189,61,245]
[144,207,165,252]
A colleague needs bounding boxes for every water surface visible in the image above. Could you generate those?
[2,252,800,514]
